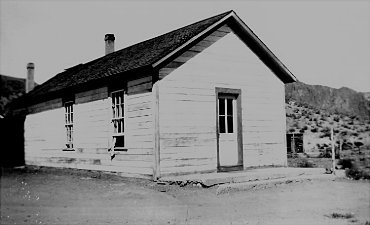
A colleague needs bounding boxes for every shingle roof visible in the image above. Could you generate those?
[27,11,233,100]
[25,10,296,104]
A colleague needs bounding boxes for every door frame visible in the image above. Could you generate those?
[215,87,243,172]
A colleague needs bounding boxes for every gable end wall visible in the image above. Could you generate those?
[157,30,287,176]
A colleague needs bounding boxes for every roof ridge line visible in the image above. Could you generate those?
[111,10,233,56]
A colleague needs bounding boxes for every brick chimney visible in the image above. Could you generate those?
[105,34,115,55]
[26,62,35,93]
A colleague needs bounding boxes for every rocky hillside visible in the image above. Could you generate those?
[363,92,370,101]
[285,81,370,153]
[285,81,370,120]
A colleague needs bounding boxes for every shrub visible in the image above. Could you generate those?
[319,148,332,158]
[337,158,354,169]
[342,142,353,150]
[311,127,318,133]
[354,141,363,149]
[345,167,370,180]
[289,128,295,133]
[319,127,331,138]
[321,127,331,133]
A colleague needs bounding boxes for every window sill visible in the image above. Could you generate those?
[113,148,127,152]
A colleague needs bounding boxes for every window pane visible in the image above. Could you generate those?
[113,120,118,133]
[227,116,233,133]
[115,136,125,148]
[116,106,120,118]
[219,98,225,115]
[120,104,124,117]
[118,120,122,133]
[121,119,124,133]
[227,99,233,116]
[219,116,225,133]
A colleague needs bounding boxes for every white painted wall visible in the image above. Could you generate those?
[24,99,65,163]
[24,86,154,178]
[158,31,287,175]
[74,87,110,151]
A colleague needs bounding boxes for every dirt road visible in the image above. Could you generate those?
[1,166,369,225]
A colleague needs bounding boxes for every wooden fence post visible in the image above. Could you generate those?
[291,133,295,156]
[331,127,335,175]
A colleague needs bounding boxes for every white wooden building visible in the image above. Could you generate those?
[18,11,296,179]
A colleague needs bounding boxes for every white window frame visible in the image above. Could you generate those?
[111,89,126,150]
[218,96,236,134]
[64,101,74,150]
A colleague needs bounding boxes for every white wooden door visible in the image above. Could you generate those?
[218,95,238,167]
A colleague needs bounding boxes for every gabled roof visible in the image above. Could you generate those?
[26,10,296,103]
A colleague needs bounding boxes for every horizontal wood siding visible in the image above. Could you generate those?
[158,28,287,175]
[25,106,65,161]
[74,87,110,151]
[24,86,154,178]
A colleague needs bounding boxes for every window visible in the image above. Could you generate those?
[218,97,234,133]
[111,90,125,150]
[64,101,74,149]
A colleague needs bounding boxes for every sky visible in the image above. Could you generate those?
[1,0,369,92]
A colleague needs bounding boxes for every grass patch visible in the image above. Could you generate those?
[288,157,314,168]
[327,212,354,219]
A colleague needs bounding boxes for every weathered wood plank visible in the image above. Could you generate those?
[153,83,160,180]
[127,76,152,88]
[76,87,108,104]
[127,82,152,94]
[161,136,215,148]
[210,30,230,37]
[127,102,152,112]
[28,98,63,114]
[160,157,214,168]
[217,24,232,33]
[26,159,153,176]
[160,164,215,175]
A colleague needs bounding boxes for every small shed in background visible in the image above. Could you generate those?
[286,133,304,155]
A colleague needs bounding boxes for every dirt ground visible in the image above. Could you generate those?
[1,166,369,225]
